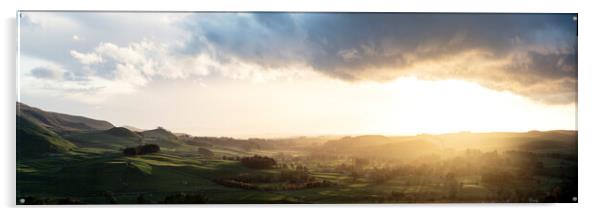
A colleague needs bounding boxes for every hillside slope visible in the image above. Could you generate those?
[318,131,577,159]
[64,127,142,150]
[16,116,76,157]
[141,127,188,148]
[17,102,114,133]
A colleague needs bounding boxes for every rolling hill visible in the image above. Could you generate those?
[63,127,142,150]
[319,135,439,159]
[122,125,145,132]
[317,131,577,159]
[16,115,76,157]
[140,127,193,149]
[17,102,114,133]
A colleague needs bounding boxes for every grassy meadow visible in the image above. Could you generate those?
[16,102,577,204]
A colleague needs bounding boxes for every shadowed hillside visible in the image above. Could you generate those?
[17,116,76,157]
[141,127,188,148]
[64,127,142,150]
[17,102,114,133]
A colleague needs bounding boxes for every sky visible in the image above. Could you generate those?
[17,12,577,138]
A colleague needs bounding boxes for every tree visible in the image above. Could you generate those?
[240,155,277,169]
[123,144,160,156]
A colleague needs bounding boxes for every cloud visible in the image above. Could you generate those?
[70,50,102,64]
[25,38,306,103]
[19,12,189,75]
[19,12,577,105]
[30,65,65,80]
[181,13,577,104]
[182,13,307,68]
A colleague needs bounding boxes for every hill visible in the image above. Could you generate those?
[319,135,438,159]
[106,127,140,138]
[317,131,577,159]
[122,125,145,132]
[17,102,114,133]
[141,127,189,149]
[64,127,142,150]
[436,131,578,153]
[16,115,76,157]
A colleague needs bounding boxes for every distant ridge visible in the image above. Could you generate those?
[17,102,114,133]
[143,127,179,140]
[319,130,577,159]
[105,127,140,138]
[141,127,186,148]
[122,125,145,132]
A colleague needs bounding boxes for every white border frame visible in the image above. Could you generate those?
[2,0,601,215]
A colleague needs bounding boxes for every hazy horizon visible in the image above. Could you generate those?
[18,12,577,138]
[16,100,576,139]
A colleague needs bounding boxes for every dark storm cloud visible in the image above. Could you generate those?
[253,13,297,33]
[182,13,306,68]
[182,13,577,104]
[300,14,575,78]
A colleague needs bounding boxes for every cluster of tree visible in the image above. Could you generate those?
[123,144,160,156]
[332,162,407,183]
[240,155,277,169]
[214,165,336,191]
[504,151,575,166]
[543,152,577,161]
[293,147,576,203]
[222,155,241,160]
[216,165,314,185]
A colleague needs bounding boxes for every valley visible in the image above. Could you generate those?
[16,102,578,204]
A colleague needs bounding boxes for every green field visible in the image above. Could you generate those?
[17,141,577,204]
[16,103,578,204]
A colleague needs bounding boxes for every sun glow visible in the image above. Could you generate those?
[81,72,576,138]
[380,77,575,135]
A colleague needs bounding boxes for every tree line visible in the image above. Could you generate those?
[123,144,160,156]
